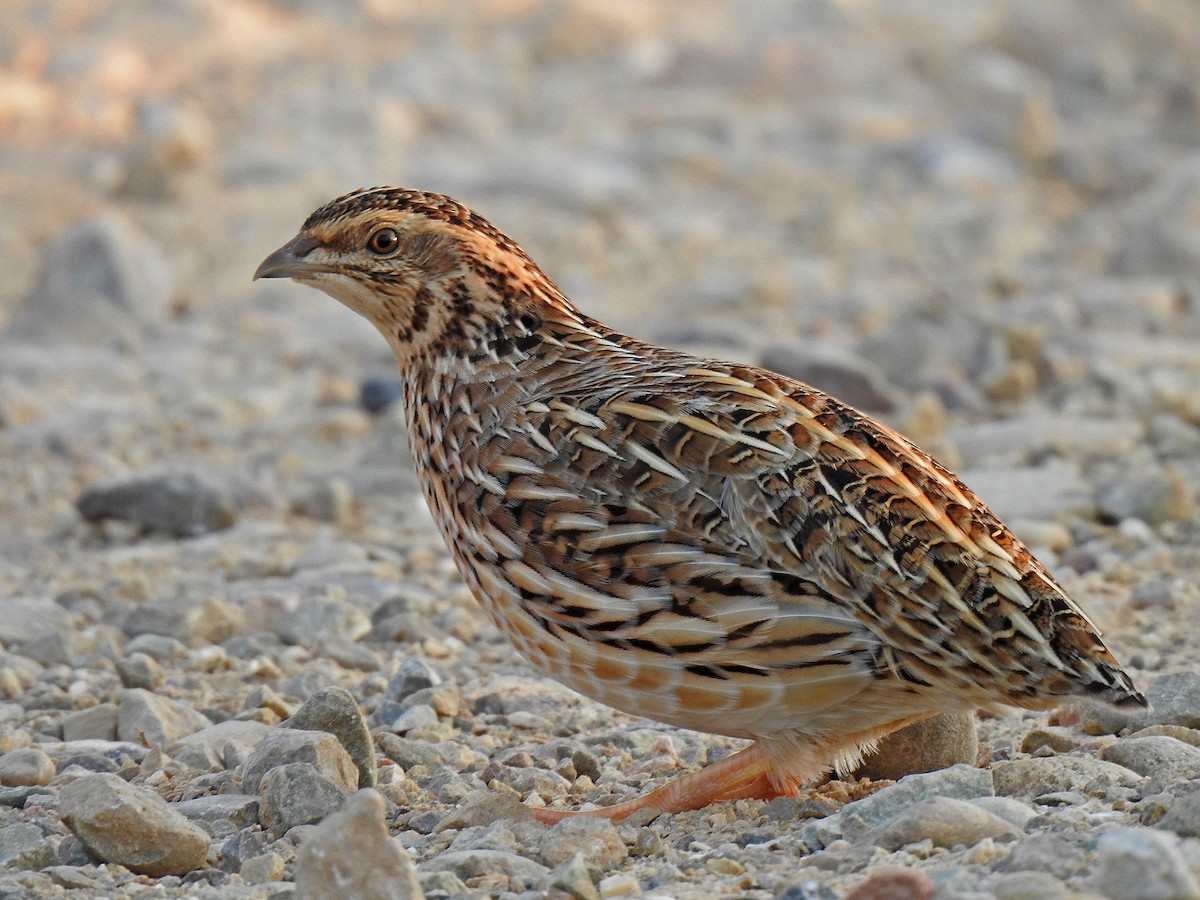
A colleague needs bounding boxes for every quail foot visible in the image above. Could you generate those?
[256,188,1146,823]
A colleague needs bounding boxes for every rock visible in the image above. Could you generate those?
[801,764,993,849]
[290,477,353,523]
[59,773,209,876]
[59,710,117,744]
[991,756,1142,797]
[3,215,173,344]
[391,704,438,734]
[546,852,601,900]
[385,657,442,702]
[168,720,270,771]
[967,796,1037,829]
[0,748,54,786]
[277,597,371,648]
[240,727,358,794]
[0,822,56,870]
[538,816,628,870]
[360,376,404,414]
[0,597,77,646]
[851,712,977,782]
[419,849,549,890]
[118,100,215,199]
[294,789,421,899]
[239,852,285,885]
[1146,672,1200,729]
[1113,153,1200,277]
[123,634,186,660]
[957,464,1094,523]
[115,652,163,689]
[77,471,237,536]
[258,762,348,837]
[986,871,1071,900]
[845,869,934,900]
[1085,827,1200,900]
[862,796,1022,850]
[946,416,1142,468]
[998,832,1090,879]
[117,689,212,748]
[173,794,260,838]
[284,686,376,788]
[1095,468,1194,525]
[1102,736,1200,792]
[121,594,245,645]
[376,733,445,771]
[433,790,530,830]
[758,343,898,413]
[1155,787,1200,838]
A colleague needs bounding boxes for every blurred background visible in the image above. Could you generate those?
[1,4,1200,893]
[2,0,1200,670]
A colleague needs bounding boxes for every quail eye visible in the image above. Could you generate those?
[366,227,400,255]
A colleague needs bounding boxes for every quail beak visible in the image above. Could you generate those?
[253,235,327,281]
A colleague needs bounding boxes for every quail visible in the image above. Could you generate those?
[256,188,1145,822]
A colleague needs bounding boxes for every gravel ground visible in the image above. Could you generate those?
[2,1,1200,897]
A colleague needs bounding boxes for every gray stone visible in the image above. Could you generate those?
[419,849,549,890]
[284,686,376,788]
[168,720,270,771]
[1085,827,1200,900]
[376,733,445,771]
[173,794,260,837]
[851,712,977,782]
[290,477,352,523]
[839,764,993,827]
[0,748,54,787]
[1095,469,1194,525]
[294,789,421,899]
[0,822,57,870]
[277,597,371,648]
[759,343,898,413]
[123,634,187,660]
[991,755,1142,797]
[1103,736,1200,792]
[998,832,1090,879]
[546,852,601,900]
[801,764,993,849]
[241,728,358,794]
[3,215,173,344]
[419,870,469,897]
[117,689,212,748]
[258,762,348,837]
[391,704,438,734]
[0,786,45,808]
[59,773,209,876]
[0,597,76,646]
[966,796,1036,830]
[77,471,236,537]
[239,852,285,885]
[862,796,1022,850]
[122,594,245,645]
[987,871,1071,900]
[385,657,442,702]
[115,652,163,690]
[59,710,119,744]
[947,417,1142,468]
[957,465,1093,523]
[1147,673,1200,730]
[1114,153,1200,277]
[538,815,628,870]
[1156,789,1200,838]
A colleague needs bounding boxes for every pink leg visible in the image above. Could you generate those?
[531,741,797,824]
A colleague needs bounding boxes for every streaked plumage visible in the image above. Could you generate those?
[256,187,1145,821]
